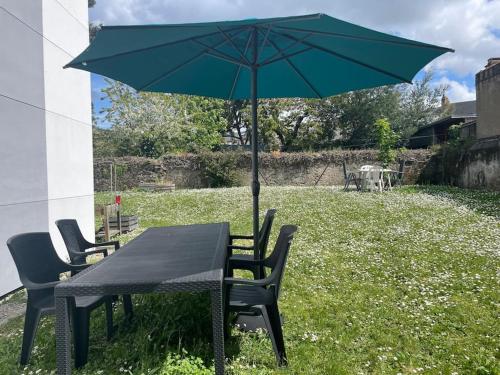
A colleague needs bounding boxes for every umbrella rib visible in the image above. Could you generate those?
[274,25,454,52]
[138,30,247,91]
[64,26,244,68]
[259,47,313,66]
[191,39,249,66]
[217,26,251,65]
[259,32,313,65]
[256,25,271,62]
[270,29,413,84]
[229,29,253,100]
[263,32,322,98]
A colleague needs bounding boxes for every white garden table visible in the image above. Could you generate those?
[358,166,396,192]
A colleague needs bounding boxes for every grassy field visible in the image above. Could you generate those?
[0,186,499,374]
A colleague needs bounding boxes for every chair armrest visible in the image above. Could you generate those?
[224,276,270,287]
[227,244,254,251]
[83,247,109,257]
[26,280,61,291]
[92,240,120,250]
[228,257,263,273]
[66,263,90,272]
[229,257,264,266]
[230,234,253,240]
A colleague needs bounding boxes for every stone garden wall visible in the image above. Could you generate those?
[94,149,434,191]
[419,137,500,190]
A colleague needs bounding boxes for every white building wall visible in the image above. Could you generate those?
[0,0,93,297]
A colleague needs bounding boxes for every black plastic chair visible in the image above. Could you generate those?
[392,159,406,187]
[342,161,362,191]
[225,225,297,366]
[55,219,118,265]
[7,233,114,368]
[56,219,133,317]
[227,209,276,278]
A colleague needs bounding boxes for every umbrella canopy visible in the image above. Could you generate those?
[66,13,452,264]
[66,13,452,99]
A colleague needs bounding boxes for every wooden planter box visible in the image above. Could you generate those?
[109,215,139,232]
[95,204,138,240]
[138,183,175,192]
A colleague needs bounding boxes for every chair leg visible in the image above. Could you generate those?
[227,262,234,278]
[122,295,133,319]
[19,302,41,365]
[263,302,287,367]
[353,178,359,191]
[73,309,90,368]
[105,298,114,340]
[344,176,350,191]
[251,264,260,280]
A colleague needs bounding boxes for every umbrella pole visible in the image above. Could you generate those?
[250,26,260,274]
[234,42,270,332]
[251,64,260,268]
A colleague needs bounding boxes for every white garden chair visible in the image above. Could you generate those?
[359,165,384,192]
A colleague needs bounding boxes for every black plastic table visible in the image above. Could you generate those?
[55,223,230,374]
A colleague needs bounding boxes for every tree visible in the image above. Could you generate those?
[88,0,101,41]
[312,86,400,149]
[93,64,449,156]
[100,80,226,157]
[394,71,448,144]
[224,100,251,145]
[224,98,317,151]
[259,99,310,151]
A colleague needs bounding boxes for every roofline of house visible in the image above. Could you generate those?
[418,114,477,131]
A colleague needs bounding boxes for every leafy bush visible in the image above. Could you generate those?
[374,118,399,167]
[198,151,241,188]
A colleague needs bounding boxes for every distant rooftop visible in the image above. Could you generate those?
[416,100,477,132]
[448,100,477,119]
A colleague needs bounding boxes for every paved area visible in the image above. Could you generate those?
[0,293,26,326]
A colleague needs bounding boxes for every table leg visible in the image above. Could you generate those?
[55,296,71,375]
[211,289,225,375]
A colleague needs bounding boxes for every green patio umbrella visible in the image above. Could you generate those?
[66,13,452,262]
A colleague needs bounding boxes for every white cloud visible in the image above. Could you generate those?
[435,77,476,102]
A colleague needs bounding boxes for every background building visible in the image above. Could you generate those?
[476,58,500,140]
[409,99,476,149]
[0,1,94,297]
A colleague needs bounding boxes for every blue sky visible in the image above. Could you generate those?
[89,0,500,128]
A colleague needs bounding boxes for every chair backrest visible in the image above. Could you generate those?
[55,219,91,264]
[359,165,374,172]
[398,159,406,176]
[368,166,383,177]
[342,161,348,180]
[7,232,67,288]
[263,225,298,298]
[258,209,277,259]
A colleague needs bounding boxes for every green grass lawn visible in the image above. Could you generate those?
[1,186,499,374]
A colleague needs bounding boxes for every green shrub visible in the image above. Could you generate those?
[198,151,241,188]
[374,118,399,167]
